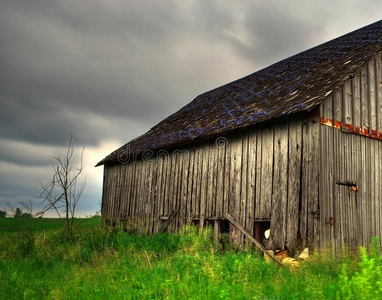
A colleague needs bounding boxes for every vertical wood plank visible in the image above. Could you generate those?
[223,137,231,218]
[368,138,373,246]
[215,137,226,219]
[366,138,372,245]
[334,89,343,124]
[134,160,142,232]
[207,141,217,219]
[163,153,174,217]
[229,133,243,244]
[153,154,164,232]
[361,63,369,131]
[194,149,202,220]
[141,159,149,233]
[333,129,341,249]
[353,135,361,247]
[151,158,159,235]
[170,152,180,233]
[287,118,302,251]
[255,127,263,219]
[186,148,195,225]
[145,161,153,234]
[180,148,190,231]
[300,121,309,246]
[309,119,320,250]
[368,57,377,132]
[159,152,169,219]
[327,93,334,121]
[176,151,185,232]
[327,126,335,251]
[128,162,136,230]
[269,120,289,250]
[112,164,122,226]
[353,72,362,130]
[360,134,367,245]
[319,124,327,247]
[345,130,351,247]
[376,51,382,134]
[240,130,249,242]
[199,144,210,231]
[349,134,356,247]
[259,125,274,219]
[246,128,257,237]
[343,80,353,125]
[123,164,131,221]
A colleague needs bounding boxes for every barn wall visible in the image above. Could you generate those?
[319,125,382,250]
[101,115,320,250]
[319,50,382,249]
[320,50,382,139]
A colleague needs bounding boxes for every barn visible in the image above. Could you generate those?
[97,20,382,253]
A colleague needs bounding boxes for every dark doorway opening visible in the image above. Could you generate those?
[254,221,271,248]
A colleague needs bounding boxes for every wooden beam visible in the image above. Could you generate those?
[158,210,178,233]
[214,220,220,247]
[225,213,283,267]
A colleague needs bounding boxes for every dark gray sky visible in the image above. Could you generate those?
[1,0,381,216]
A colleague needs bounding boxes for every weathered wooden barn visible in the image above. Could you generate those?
[97,20,382,252]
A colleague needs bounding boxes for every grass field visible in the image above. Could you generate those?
[1,217,382,299]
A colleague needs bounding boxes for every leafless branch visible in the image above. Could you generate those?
[35,134,86,240]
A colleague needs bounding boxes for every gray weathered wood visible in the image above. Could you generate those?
[255,126,263,219]
[286,118,302,251]
[259,125,274,219]
[214,220,220,247]
[158,210,178,233]
[215,138,226,219]
[246,128,257,237]
[240,130,249,242]
[199,144,210,232]
[269,120,289,250]
[361,62,369,131]
[223,136,231,218]
[368,57,377,132]
[229,133,243,244]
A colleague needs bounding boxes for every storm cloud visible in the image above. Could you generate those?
[0,0,381,215]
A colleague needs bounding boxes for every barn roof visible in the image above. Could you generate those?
[97,20,382,166]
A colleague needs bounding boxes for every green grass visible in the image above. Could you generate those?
[0,218,382,299]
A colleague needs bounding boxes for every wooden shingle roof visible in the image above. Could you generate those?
[97,20,382,166]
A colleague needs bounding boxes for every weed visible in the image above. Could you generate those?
[0,218,379,299]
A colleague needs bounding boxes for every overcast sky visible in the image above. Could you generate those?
[1,0,381,217]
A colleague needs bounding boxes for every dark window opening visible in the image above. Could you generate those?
[191,220,200,227]
[220,220,230,234]
[214,220,230,247]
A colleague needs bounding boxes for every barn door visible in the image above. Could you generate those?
[320,126,361,251]
[332,180,359,250]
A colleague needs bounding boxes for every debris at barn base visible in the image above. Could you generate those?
[264,247,310,267]
[298,248,309,260]
[282,257,299,267]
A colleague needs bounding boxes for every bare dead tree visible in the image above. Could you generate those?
[36,135,86,241]
[6,202,16,217]
[18,199,34,218]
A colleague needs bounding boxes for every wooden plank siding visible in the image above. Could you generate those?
[320,50,382,249]
[319,125,382,249]
[101,116,316,251]
[101,52,382,251]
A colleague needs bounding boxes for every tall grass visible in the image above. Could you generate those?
[1,218,381,299]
